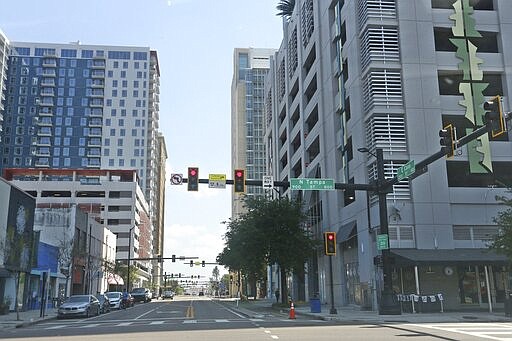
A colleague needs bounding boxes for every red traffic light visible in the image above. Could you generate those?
[187,167,199,191]
[324,232,336,256]
[235,170,243,178]
[189,169,197,177]
[234,169,245,193]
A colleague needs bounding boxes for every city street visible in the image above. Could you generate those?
[1,296,512,340]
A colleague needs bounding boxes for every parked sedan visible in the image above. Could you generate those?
[94,293,111,314]
[105,292,123,310]
[57,295,100,319]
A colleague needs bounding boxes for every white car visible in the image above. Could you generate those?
[105,291,123,309]
[163,290,174,299]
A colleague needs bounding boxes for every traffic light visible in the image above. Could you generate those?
[324,232,336,256]
[190,260,193,267]
[172,254,176,263]
[484,95,505,138]
[202,260,205,267]
[156,254,162,263]
[178,273,181,278]
[439,124,455,158]
[187,167,199,191]
[234,169,245,193]
[171,273,174,278]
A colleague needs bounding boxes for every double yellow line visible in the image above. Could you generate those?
[185,302,194,318]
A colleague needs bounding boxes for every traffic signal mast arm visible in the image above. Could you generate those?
[182,117,495,194]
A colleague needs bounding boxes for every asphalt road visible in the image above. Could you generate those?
[0,296,508,340]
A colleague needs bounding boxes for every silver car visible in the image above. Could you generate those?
[105,291,123,309]
[57,295,100,319]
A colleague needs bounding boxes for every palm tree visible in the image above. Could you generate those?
[276,0,296,21]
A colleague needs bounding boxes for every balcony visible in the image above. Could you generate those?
[40,89,55,97]
[42,69,56,77]
[88,118,102,127]
[41,79,55,87]
[37,127,52,136]
[88,128,102,137]
[90,100,103,107]
[35,158,50,167]
[92,60,106,68]
[87,138,101,147]
[86,159,101,168]
[91,70,105,78]
[38,108,54,116]
[42,59,57,67]
[87,148,101,157]
[90,108,103,117]
[89,90,104,97]
[37,118,53,126]
[38,99,54,107]
[91,80,104,88]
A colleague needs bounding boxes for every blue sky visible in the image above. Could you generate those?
[1,0,284,280]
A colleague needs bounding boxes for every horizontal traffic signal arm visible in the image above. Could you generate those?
[182,178,376,191]
[384,120,497,190]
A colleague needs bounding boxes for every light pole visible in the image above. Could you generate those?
[358,147,401,315]
[126,226,135,293]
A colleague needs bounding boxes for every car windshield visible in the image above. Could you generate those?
[131,288,145,293]
[67,296,89,303]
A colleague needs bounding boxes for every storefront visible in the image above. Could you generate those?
[390,248,509,311]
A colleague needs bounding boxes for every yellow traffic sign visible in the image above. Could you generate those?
[208,174,226,189]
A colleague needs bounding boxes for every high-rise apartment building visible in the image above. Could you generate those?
[0,30,9,141]
[265,0,512,311]
[231,48,276,217]
[0,40,166,289]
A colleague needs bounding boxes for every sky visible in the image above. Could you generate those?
[0,0,284,282]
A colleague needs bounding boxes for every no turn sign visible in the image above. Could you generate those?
[170,173,183,185]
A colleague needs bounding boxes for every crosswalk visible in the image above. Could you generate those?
[410,322,512,340]
[42,318,323,330]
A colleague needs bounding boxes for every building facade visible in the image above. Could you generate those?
[265,0,512,311]
[4,168,152,291]
[0,38,166,292]
[0,29,9,143]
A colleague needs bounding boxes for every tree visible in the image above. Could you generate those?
[217,197,318,303]
[276,0,296,21]
[489,193,512,260]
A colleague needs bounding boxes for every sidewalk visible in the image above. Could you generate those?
[221,298,512,324]
[0,308,57,329]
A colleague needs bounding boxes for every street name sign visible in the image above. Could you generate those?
[290,178,335,190]
[377,234,389,250]
[397,160,415,181]
[208,174,226,189]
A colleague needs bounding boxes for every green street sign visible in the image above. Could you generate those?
[397,160,415,181]
[290,178,335,190]
[377,234,389,250]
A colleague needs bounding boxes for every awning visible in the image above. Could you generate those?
[390,248,509,266]
[107,274,124,285]
[337,220,356,243]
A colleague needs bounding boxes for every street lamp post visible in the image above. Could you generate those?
[126,226,135,292]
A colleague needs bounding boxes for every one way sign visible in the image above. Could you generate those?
[263,175,273,189]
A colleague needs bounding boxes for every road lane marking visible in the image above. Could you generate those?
[45,325,66,329]
[186,305,194,318]
[117,322,133,326]
[215,319,229,323]
[79,323,101,328]
[183,320,197,324]
[135,307,158,320]
[150,321,165,325]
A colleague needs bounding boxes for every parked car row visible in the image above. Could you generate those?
[57,291,136,319]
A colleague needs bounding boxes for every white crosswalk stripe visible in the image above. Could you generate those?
[409,323,512,340]
[149,321,165,325]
